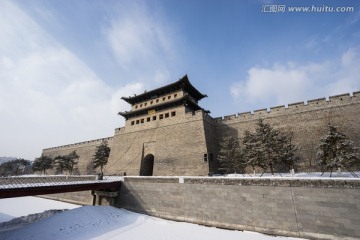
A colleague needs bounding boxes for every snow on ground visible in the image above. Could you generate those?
[0,197,306,240]
[223,171,360,179]
[0,196,79,223]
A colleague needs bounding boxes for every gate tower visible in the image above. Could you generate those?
[108,75,215,176]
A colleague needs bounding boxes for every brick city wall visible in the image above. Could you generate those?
[214,92,360,171]
[107,108,210,176]
[43,137,113,175]
[41,190,93,205]
[117,177,360,240]
[42,91,360,175]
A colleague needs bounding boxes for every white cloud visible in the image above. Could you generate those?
[110,82,144,115]
[105,1,177,86]
[0,1,142,159]
[231,48,360,110]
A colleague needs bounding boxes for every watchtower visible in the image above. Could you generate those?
[119,75,208,127]
[108,75,215,176]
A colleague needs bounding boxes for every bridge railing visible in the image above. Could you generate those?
[0,175,123,189]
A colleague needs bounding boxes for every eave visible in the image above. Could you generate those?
[118,94,204,120]
[121,75,207,105]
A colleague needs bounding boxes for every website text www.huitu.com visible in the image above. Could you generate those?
[261,5,355,13]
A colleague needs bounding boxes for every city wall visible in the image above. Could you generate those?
[117,177,360,240]
[41,91,360,174]
[214,92,360,170]
[40,190,93,206]
[45,177,360,240]
[107,108,210,176]
[43,137,114,175]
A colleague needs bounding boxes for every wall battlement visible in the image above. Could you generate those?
[215,91,360,123]
[115,127,125,134]
[43,137,113,151]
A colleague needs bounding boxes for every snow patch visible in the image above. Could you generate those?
[0,209,65,233]
[0,197,306,240]
[0,196,80,223]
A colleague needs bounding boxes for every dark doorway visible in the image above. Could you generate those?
[140,154,154,176]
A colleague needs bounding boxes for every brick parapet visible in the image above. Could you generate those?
[117,176,360,240]
[40,176,360,239]
[116,108,207,135]
[214,91,360,124]
[123,177,180,184]
[0,175,96,185]
[123,176,360,189]
[43,137,114,151]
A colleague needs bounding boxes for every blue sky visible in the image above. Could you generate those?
[1,0,360,160]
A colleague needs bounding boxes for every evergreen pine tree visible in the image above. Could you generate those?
[53,151,79,175]
[217,136,244,174]
[0,159,31,176]
[66,151,79,175]
[92,140,111,174]
[32,155,53,174]
[53,155,68,175]
[277,133,300,172]
[316,124,359,173]
[242,119,299,176]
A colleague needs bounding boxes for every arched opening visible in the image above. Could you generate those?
[140,154,154,176]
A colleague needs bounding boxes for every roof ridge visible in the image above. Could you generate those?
[121,75,206,104]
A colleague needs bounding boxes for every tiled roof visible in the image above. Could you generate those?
[121,75,207,105]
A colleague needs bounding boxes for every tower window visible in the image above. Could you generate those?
[171,111,176,117]
[204,154,208,162]
[147,117,151,122]
[165,113,169,118]
[150,101,153,104]
[140,104,143,107]
[162,97,166,101]
[174,94,177,98]
[168,96,171,99]
[136,120,139,124]
[141,119,144,123]
[153,116,157,121]
[159,114,164,120]
[156,99,159,103]
[131,121,135,125]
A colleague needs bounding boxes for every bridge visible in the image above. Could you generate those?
[0,176,122,202]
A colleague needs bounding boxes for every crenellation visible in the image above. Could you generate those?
[184,110,202,118]
[353,91,360,98]
[307,97,326,103]
[287,101,305,110]
[223,114,236,120]
[253,108,268,116]
[43,136,113,151]
[307,97,327,107]
[238,111,252,119]
[329,93,352,104]
[115,127,125,134]
[329,93,351,99]
[270,105,285,111]
[213,117,223,122]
